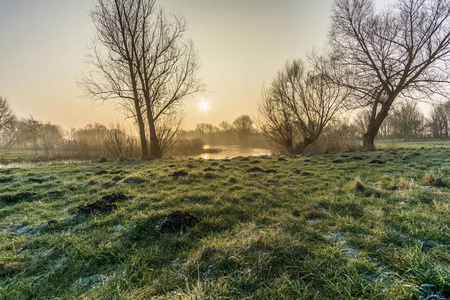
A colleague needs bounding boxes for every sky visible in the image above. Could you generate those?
[1,0,339,131]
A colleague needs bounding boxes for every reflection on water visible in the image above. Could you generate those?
[197,145,272,160]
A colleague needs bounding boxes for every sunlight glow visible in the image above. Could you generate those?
[199,100,209,112]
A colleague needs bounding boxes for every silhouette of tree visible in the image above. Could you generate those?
[80,0,202,158]
[261,58,349,152]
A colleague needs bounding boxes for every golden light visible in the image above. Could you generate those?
[199,100,209,112]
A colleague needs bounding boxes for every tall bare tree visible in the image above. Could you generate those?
[330,0,450,149]
[80,0,151,159]
[80,0,201,159]
[260,58,349,152]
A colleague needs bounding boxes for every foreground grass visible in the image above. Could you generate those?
[0,145,449,299]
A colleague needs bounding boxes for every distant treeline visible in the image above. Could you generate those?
[0,96,449,160]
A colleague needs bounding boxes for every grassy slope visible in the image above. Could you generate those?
[0,145,449,299]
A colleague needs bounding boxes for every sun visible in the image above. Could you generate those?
[199,100,209,112]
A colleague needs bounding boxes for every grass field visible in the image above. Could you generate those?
[0,144,449,299]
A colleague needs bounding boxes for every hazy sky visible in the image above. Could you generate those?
[1,0,336,130]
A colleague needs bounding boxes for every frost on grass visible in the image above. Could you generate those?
[325,232,361,260]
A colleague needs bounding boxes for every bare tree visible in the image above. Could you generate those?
[260,58,349,152]
[330,0,450,149]
[80,0,202,159]
[133,8,202,158]
[392,100,424,141]
[259,90,297,153]
[0,97,16,136]
[104,123,138,159]
[80,0,151,159]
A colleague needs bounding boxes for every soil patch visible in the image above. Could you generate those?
[350,156,363,161]
[158,211,199,233]
[77,193,129,215]
[248,167,265,173]
[28,178,44,184]
[169,170,188,177]
[278,157,287,161]
[1,192,37,204]
[370,160,386,165]
[203,167,215,172]
[0,177,13,183]
[94,170,108,175]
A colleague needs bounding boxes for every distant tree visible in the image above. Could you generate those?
[261,58,349,152]
[219,121,232,132]
[0,119,19,149]
[232,115,254,146]
[428,101,450,138]
[392,100,424,141]
[0,97,16,135]
[330,0,450,149]
[40,123,64,154]
[18,117,43,152]
[104,124,138,159]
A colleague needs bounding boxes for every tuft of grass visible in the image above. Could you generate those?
[422,170,447,187]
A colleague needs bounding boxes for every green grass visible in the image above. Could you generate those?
[0,144,449,299]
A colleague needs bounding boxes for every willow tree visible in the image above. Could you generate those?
[80,0,201,158]
[330,0,450,150]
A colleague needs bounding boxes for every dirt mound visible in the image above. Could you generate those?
[28,178,44,184]
[278,157,287,161]
[248,167,265,173]
[94,170,108,175]
[248,167,277,174]
[1,192,37,204]
[101,193,129,203]
[77,193,129,215]
[203,167,215,172]
[158,211,199,233]
[77,201,116,214]
[332,159,345,164]
[169,170,189,177]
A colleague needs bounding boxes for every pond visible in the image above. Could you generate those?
[194,145,272,160]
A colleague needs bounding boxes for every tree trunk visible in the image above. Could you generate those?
[134,101,149,159]
[146,110,162,159]
[127,60,149,160]
[363,95,397,150]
